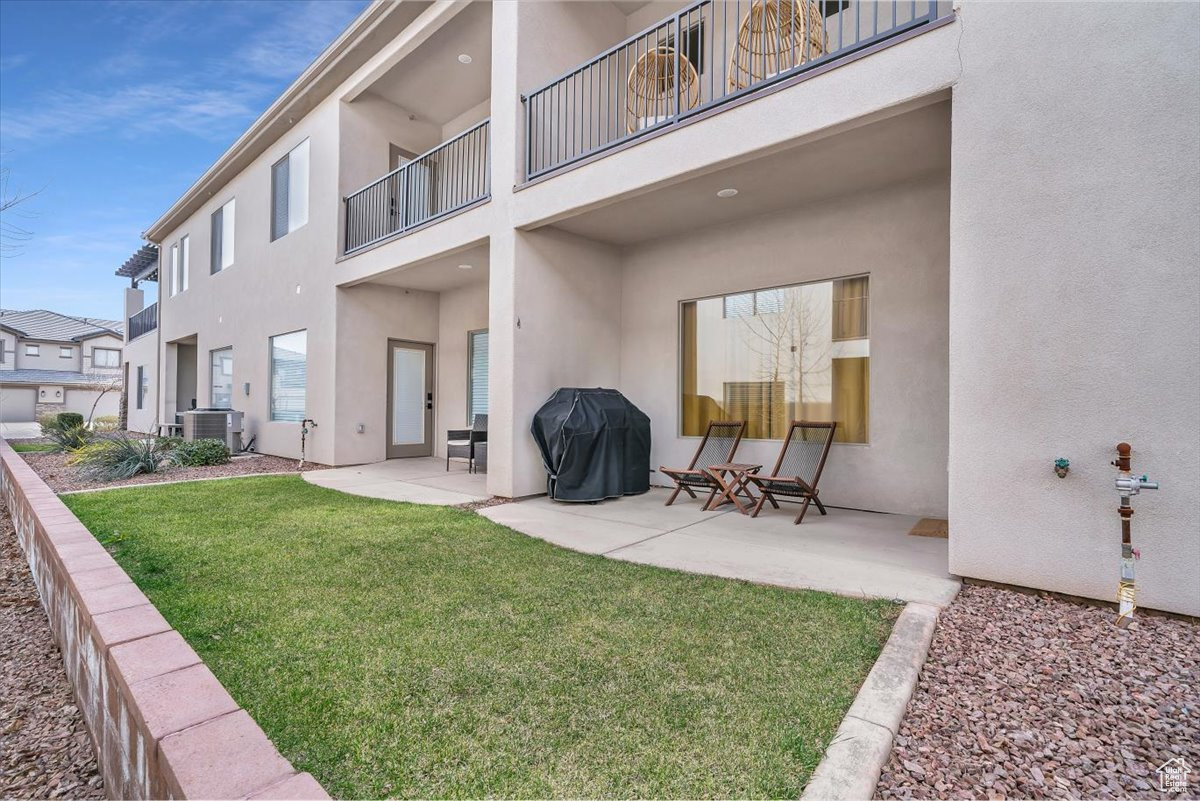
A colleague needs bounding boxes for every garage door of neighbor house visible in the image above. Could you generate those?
[0,387,37,422]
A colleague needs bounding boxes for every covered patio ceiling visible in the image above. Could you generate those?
[360,242,490,293]
[543,99,951,246]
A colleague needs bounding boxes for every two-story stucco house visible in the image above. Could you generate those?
[0,309,124,425]
[116,0,1199,616]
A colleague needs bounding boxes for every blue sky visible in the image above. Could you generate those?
[0,0,368,321]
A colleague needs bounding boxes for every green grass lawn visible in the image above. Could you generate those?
[65,476,896,799]
[11,442,56,452]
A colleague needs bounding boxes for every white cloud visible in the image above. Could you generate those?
[0,54,30,71]
[237,0,362,80]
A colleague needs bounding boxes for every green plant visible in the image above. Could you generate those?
[38,414,59,435]
[169,438,230,467]
[56,412,84,430]
[69,434,169,481]
[92,415,120,432]
[45,423,92,452]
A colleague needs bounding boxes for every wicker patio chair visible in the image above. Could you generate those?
[626,45,701,134]
[659,420,746,507]
[728,0,826,91]
[746,421,836,524]
[446,413,487,473]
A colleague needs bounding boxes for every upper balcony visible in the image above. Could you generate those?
[521,0,948,181]
[339,1,492,257]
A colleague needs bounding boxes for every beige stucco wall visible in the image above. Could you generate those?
[14,339,83,371]
[436,280,490,445]
[488,226,623,498]
[0,331,14,370]
[331,283,439,465]
[123,331,159,434]
[621,172,950,517]
[948,1,1200,616]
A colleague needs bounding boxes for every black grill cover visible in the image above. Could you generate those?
[531,388,651,502]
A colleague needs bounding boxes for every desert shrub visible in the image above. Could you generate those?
[92,415,120,432]
[69,434,170,481]
[45,424,93,453]
[56,412,84,430]
[38,414,59,435]
[169,438,230,467]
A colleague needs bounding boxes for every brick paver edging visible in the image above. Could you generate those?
[801,602,940,800]
[0,437,329,800]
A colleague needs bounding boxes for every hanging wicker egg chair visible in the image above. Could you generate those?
[626,46,701,134]
[728,0,826,91]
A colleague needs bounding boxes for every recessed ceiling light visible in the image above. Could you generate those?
[458,53,473,64]
[458,264,473,270]
[717,188,739,198]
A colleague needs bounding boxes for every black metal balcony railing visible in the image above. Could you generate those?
[523,0,944,179]
[128,303,157,341]
[343,120,491,254]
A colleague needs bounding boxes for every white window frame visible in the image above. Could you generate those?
[180,235,190,292]
[271,139,309,241]
[25,344,39,356]
[93,347,121,368]
[467,329,488,424]
[212,198,236,273]
[59,346,73,359]
[210,347,234,410]
[169,243,181,297]
[269,330,307,422]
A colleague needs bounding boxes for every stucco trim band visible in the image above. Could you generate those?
[0,436,328,800]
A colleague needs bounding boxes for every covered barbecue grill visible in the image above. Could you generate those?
[531,388,651,502]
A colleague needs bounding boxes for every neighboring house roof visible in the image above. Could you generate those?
[116,243,159,281]
[0,309,124,342]
[0,369,117,387]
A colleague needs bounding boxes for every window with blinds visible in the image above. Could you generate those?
[271,140,309,241]
[270,330,307,422]
[468,329,488,423]
[681,275,870,443]
[211,198,235,273]
[136,365,146,409]
[210,347,233,409]
[169,243,180,297]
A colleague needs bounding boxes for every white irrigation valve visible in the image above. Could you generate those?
[1115,474,1159,497]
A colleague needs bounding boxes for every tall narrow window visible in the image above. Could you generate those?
[680,275,871,443]
[467,329,488,422]
[270,330,307,422]
[136,365,146,410]
[211,198,236,273]
[169,244,180,297]
[271,140,309,241]
[210,347,234,409]
[180,235,190,292]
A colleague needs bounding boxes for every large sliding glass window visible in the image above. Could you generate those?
[210,347,234,409]
[467,329,488,423]
[269,331,307,422]
[680,275,870,443]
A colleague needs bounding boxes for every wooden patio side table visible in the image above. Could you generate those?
[704,462,762,514]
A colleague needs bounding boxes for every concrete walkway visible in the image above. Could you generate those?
[481,489,960,607]
[0,422,41,439]
[302,457,488,505]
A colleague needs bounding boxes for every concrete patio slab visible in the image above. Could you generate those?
[303,457,488,505]
[484,488,960,607]
[0,422,41,439]
[481,502,667,555]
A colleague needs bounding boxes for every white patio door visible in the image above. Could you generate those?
[386,340,434,458]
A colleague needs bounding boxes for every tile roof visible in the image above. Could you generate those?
[0,309,124,342]
[0,368,120,386]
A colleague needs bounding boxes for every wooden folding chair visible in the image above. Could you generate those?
[747,421,836,524]
[659,420,746,507]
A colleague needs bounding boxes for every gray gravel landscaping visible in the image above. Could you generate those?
[19,450,324,494]
[878,584,1199,800]
[0,497,104,800]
